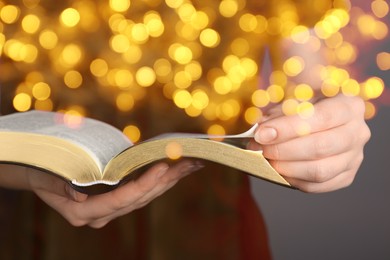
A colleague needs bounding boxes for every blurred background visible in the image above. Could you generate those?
[251,2,390,258]
[0,0,389,259]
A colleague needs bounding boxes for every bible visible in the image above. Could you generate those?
[0,110,291,193]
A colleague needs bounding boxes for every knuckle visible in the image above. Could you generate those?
[312,138,332,158]
[362,124,371,144]
[314,105,334,129]
[89,220,109,229]
[66,216,88,227]
[263,144,281,160]
[308,161,331,183]
[349,96,366,115]
[340,171,356,189]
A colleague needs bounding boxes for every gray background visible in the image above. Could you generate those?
[250,15,390,259]
[251,105,390,260]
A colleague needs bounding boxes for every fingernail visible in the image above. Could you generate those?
[255,127,277,143]
[157,165,169,179]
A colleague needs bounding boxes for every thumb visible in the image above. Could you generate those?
[65,184,88,202]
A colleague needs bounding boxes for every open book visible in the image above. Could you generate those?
[0,110,291,193]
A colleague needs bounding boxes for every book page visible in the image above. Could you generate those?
[0,111,132,170]
[154,123,258,140]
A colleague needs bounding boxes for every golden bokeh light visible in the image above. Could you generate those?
[110,0,131,13]
[21,14,40,34]
[39,30,58,50]
[123,125,141,143]
[283,56,305,77]
[165,141,183,160]
[13,93,32,112]
[0,5,20,24]
[0,0,387,133]
[32,82,51,100]
[376,52,390,71]
[60,8,80,27]
[64,70,83,89]
[371,0,389,19]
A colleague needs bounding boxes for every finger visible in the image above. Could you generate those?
[270,150,363,183]
[88,160,204,228]
[255,95,361,144]
[284,168,357,193]
[64,184,88,202]
[262,123,359,161]
[74,163,169,222]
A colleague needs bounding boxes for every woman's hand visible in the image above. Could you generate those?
[4,160,202,228]
[250,95,371,193]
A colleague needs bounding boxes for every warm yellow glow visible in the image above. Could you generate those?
[230,38,249,56]
[282,99,299,116]
[171,44,193,64]
[144,12,164,38]
[245,107,263,125]
[60,8,80,27]
[131,23,149,43]
[219,0,238,18]
[165,0,184,9]
[64,70,83,89]
[63,109,85,129]
[294,84,314,101]
[296,121,311,136]
[200,28,220,48]
[214,76,233,95]
[34,99,53,111]
[0,0,387,131]
[123,45,142,64]
[283,56,305,76]
[13,93,32,112]
[376,52,390,71]
[362,77,385,99]
[135,67,156,87]
[252,89,270,107]
[123,125,141,143]
[341,79,360,96]
[325,32,343,49]
[114,69,133,89]
[269,70,287,86]
[110,34,130,53]
[0,5,20,24]
[185,105,202,117]
[191,89,209,110]
[240,58,258,78]
[109,0,131,12]
[267,84,285,103]
[185,62,202,81]
[220,99,240,120]
[116,92,135,111]
[291,25,310,43]
[21,14,40,34]
[297,101,314,119]
[371,0,389,18]
[173,90,192,108]
[364,101,377,120]
[165,141,183,160]
[61,44,83,67]
[207,124,226,136]
[39,30,58,49]
[239,13,257,32]
[174,71,192,89]
[90,59,109,77]
[321,79,340,97]
[32,82,51,100]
